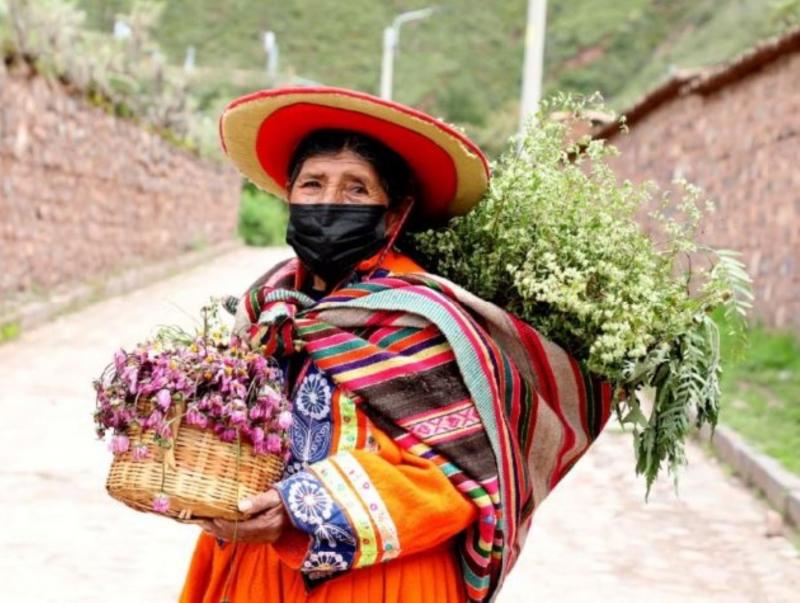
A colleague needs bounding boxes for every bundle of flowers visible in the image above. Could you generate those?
[409,94,753,493]
[93,300,291,518]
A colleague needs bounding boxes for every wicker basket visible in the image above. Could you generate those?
[106,405,284,522]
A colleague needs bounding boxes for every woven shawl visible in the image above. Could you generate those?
[232,259,612,602]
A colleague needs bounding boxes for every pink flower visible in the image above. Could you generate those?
[261,386,282,405]
[109,434,130,454]
[155,389,171,411]
[230,381,247,399]
[229,410,247,425]
[253,399,275,421]
[250,427,265,444]
[152,493,170,513]
[265,433,282,454]
[276,410,293,430]
[185,406,208,429]
[132,444,150,460]
[142,373,168,396]
[113,349,127,373]
[250,355,267,375]
[144,409,163,429]
[121,365,139,392]
[219,428,238,443]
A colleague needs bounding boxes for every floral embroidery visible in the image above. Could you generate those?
[286,478,333,525]
[296,370,332,420]
[290,417,331,465]
[275,471,358,580]
[284,363,334,475]
[276,363,385,581]
[314,521,358,548]
[303,551,349,580]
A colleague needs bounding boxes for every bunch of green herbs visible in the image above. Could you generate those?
[410,93,753,494]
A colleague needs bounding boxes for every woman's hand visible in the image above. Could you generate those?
[198,489,288,544]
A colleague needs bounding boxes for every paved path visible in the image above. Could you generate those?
[1,246,798,602]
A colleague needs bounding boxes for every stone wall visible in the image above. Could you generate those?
[604,50,800,332]
[0,61,242,302]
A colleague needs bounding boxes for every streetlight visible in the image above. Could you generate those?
[380,6,439,100]
[519,0,547,134]
[263,31,279,84]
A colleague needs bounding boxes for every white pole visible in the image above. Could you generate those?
[183,45,196,73]
[263,31,279,83]
[380,26,395,99]
[379,7,439,100]
[519,0,547,133]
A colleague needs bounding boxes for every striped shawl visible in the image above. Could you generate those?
[232,259,612,602]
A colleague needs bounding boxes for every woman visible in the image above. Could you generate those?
[180,87,611,603]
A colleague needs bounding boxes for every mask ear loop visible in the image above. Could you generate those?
[365,196,415,280]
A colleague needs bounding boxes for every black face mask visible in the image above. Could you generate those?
[285,203,389,286]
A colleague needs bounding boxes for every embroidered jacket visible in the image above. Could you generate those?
[268,250,478,587]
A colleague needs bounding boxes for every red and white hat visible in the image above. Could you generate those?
[218,86,490,222]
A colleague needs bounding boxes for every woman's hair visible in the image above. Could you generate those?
[287,129,415,205]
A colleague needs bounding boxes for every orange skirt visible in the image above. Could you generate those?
[179,532,468,603]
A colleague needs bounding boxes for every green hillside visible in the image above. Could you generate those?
[74,0,797,153]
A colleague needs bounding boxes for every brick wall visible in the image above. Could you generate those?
[605,51,800,332]
[0,61,242,301]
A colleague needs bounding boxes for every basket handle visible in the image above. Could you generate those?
[163,399,185,472]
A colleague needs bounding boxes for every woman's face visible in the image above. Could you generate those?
[287,150,390,207]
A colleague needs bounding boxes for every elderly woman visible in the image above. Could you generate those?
[180,87,611,603]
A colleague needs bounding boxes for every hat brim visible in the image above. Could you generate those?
[219,86,490,222]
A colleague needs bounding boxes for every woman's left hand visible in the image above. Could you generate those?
[198,489,288,544]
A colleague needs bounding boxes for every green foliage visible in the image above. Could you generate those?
[70,0,792,156]
[717,316,800,475]
[613,0,788,108]
[0,0,218,158]
[772,0,800,30]
[0,320,21,343]
[6,0,790,156]
[238,183,288,247]
[409,94,753,494]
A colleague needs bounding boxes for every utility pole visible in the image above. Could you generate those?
[263,31,279,84]
[380,7,439,100]
[519,0,547,133]
[183,45,196,73]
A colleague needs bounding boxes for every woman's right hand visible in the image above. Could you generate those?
[197,489,289,544]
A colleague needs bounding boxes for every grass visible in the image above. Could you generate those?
[237,183,289,247]
[717,313,800,476]
[0,320,21,344]
[612,0,790,108]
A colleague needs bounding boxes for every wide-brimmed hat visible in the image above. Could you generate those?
[218,86,490,222]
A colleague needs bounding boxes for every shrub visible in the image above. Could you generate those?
[238,184,288,247]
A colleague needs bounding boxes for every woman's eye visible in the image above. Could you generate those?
[301,181,320,189]
[350,185,368,194]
